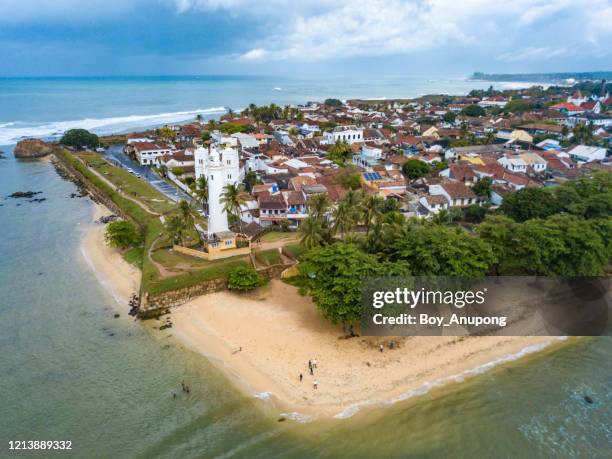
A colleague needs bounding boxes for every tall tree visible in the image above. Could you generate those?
[166,215,187,245]
[308,193,331,221]
[299,244,384,327]
[362,195,384,235]
[193,176,208,215]
[220,184,248,235]
[299,216,327,249]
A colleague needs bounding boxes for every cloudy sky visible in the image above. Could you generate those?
[1,0,611,77]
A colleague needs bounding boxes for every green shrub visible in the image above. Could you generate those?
[105,220,142,249]
[227,266,264,291]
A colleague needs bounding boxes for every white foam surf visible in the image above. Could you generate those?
[0,107,226,145]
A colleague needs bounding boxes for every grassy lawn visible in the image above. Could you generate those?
[254,248,282,266]
[260,231,297,242]
[79,153,176,214]
[146,256,251,296]
[59,149,263,300]
[151,247,213,270]
[123,246,144,268]
[283,243,306,260]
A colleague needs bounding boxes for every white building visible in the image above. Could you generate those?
[324,125,364,144]
[194,145,242,186]
[129,141,173,166]
[352,145,382,169]
[498,155,528,173]
[478,96,509,108]
[204,148,230,238]
[567,145,607,163]
[519,152,547,172]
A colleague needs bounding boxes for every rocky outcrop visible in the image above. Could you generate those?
[14,139,55,158]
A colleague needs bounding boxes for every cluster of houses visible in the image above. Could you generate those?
[122,85,611,236]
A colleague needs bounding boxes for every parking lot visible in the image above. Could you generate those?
[102,145,191,203]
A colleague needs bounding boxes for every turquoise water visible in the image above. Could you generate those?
[0,75,524,144]
[1,147,611,458]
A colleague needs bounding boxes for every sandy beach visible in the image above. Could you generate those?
[171,280,561,419]
[80,203,141,307]
[78,203,563,420]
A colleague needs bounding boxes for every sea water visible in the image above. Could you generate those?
[1,75,611,458]
[1,74,535,144]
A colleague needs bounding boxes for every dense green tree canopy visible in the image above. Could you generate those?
[327,140,353,165]
[105,221,142,250]
[402,159,430,179]
[461,105,486,117]
[60,128,100,149]
[500,187,561,222]
[472,177,492,197]
[387,224,494,277]
[299,243,409,325]
[324,98,343,107]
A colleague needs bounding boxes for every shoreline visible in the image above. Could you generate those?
[80,202,141,309]
[169,280,567,420]
[76,199,570,422]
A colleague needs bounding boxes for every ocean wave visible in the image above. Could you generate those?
[333,338,565,419]
[253,391,273,400]
[0,107,226,145]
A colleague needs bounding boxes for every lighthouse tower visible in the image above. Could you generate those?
[206,147,230,238]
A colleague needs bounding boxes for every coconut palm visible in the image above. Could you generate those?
[195,113,203,123]
[332,202,354,238]
[362,195,384,235]
[158,164,168,178]
[220,183,248,235]
[166,215,187,245]
[193,175,208,214]
[307,193,331,221]
[178,199,196,233]
[299,216,326,249]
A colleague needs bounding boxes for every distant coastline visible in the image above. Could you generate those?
[471,71,612,84]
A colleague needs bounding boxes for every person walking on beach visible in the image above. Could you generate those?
[308,360,313,375]
[313,380,318,390]
[299,373,303,382]
[379,344,384,353]
[312,358,318,369]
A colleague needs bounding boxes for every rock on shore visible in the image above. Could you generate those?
[14,139,55,158]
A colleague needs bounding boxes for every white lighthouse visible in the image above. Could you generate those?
[195,144,243,238]
[205,147,230,238]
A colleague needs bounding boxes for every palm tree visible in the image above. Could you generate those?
[362,195,384,235]
[193,176,208,215]
[195,113,203,123]
[166,215,187,245]
[308,193,331,221]
[299,216,326,249]
[332,202,354,238]
[179,199,195,230]
[220,184,247,235]
[158,164,168,178]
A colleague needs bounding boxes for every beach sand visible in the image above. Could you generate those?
[171,280,560,419]
[79,202,561,419]
[80,203,141,308]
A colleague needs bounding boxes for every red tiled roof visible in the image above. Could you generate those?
[550,102,583,111]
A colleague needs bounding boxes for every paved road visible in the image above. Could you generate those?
[102,145,191,203]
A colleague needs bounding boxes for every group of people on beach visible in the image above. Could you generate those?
[173,381,190,398]
[299,358,319,390]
